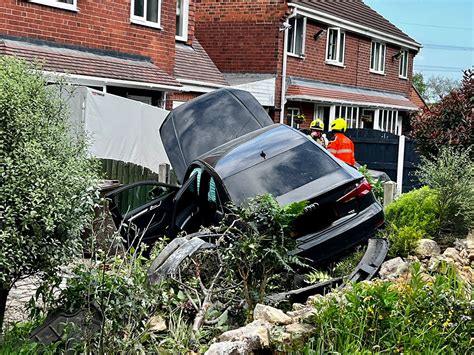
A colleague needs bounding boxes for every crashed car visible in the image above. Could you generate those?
[107,88,384,263]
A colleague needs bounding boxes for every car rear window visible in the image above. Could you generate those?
[223,141,340,204]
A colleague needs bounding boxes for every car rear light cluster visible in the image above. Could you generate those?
[337,179,372,203]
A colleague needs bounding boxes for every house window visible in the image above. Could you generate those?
[335,106,361,128]
[326,28,345,65]
[379,109,400,134]
[28,0,77,11]
[399,50,409,79]
[287,108,301,128]
[287,17,306,57]
[131,0,162,29]
[176,0,189,41]
[127,95,153,105]
[370,41,386,74]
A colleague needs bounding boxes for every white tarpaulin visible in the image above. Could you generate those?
[67,87,170,173]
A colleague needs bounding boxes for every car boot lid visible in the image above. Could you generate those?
[160,88,273,183]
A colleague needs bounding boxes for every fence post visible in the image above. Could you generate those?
[383,181,397,207]
[158,163,170,184]
[396,135,406,196]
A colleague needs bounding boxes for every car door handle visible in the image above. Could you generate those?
[149,201,162,211]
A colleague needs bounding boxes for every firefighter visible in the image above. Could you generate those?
[309,118,328,147]
[327,118,356,166]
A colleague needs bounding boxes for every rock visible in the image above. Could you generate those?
[219,320,271,350]
[253,304,292,325]
[148,315,167,332]
[443,247,463,264]
[307,294,324,304]
[283,323,315,341]
[205,341,250,355]
[291,303,305,311]
[286,306,316,323]
[415,239,441,258]
[379,257,409,278]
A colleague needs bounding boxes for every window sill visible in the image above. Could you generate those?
[176,35,188,42]
[28,0,78,12]
[287,52,305,59]
[325,60,345,68]
[130,18,162,30]
[370,70,386,76]
[399,76,408,80]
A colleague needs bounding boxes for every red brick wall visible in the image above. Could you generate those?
[286,20,414,97]
[409,85,427,109]
[194,0,287,73]
[0,0,177,74]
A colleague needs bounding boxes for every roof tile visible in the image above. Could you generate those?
[0,38,181,88]
[175,38,228,86]
[287,84,419,110]
[291,0,418,44]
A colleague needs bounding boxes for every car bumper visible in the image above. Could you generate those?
[291,202,384,263]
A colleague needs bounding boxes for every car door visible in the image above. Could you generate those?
[170,172,200,234]
[106,181,180,246]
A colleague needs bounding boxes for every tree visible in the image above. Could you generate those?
[0,57,99,330]
[426,75,460,102]
[412,72,428,101]
[410,69,473,158]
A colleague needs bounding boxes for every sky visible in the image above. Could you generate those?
[364,0,473,82]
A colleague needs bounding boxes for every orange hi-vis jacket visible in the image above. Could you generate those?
[327,133,356,166]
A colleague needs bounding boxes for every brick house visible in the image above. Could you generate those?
[0,0,226,108]
[195,0,424,135]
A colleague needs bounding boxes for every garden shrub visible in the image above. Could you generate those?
[385,186,439,236]
[417,146,474,239]
[0,57,99,330]
[279,263,472,353]
[383,186,439,256]
[385,225,425,258]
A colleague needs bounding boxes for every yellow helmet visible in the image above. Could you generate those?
[330,118,347,132]
[310,118,324,131]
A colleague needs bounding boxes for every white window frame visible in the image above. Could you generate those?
[399,49,409,79]
[370,41,386,74]
[287,17,307,57]
[335,105,361,129]
[378,109,400,134]
[130,0,162,29]
[28,0,77,11]
[176,0,189,42]
[287,108,301,128]
[325,27,345,66]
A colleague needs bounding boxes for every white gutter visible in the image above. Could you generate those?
[280,9,297,124]
[288,3,422,51]
[43,71,183,92]
[286,94,419,111]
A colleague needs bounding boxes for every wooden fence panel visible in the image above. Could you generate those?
[100,159,160,185]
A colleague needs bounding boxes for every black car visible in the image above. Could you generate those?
[107,89,384,263]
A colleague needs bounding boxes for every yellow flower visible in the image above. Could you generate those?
[379,314,384,320]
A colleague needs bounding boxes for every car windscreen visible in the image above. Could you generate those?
[223,141,340,204]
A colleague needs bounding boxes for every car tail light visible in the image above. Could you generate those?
[337,179,372,203]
